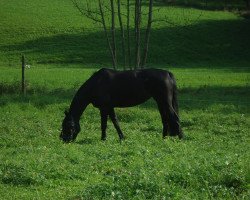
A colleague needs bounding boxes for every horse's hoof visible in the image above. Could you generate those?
[119,135,125,140]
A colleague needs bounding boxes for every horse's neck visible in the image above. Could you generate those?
[69,83,91,121]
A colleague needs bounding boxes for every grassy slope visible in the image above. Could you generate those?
[0,0,250,68]
[0,0,250,199]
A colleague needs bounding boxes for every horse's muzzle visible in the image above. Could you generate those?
[59,132,75,143]
[60,132,72,143]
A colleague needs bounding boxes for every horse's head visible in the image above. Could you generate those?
[60,111,80,143]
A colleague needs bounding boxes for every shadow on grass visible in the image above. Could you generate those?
[149,1,247,11]
[140,85,250,112]
[1,19,250,70]
[75,138,95,145]
[149,20,250,70]
[1,82,249,113]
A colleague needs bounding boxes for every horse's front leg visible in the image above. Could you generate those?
[109,108,124,141]
[100,109,108,140]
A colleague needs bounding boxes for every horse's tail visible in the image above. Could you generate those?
[168,71,184,139]
[168,72,179,114]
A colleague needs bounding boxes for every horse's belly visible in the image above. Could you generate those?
[111,89,151,107]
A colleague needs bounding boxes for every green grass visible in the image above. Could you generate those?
[0,67,249,199]
[0,0,250,199]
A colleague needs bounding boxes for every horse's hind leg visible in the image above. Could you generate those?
[155,94,183,139]
[166,104,183,139]
[109,108,125,140]
[156,100,169,138]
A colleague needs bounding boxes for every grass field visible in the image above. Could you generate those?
[0,0,250,199]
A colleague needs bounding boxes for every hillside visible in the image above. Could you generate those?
[0,0,250,69]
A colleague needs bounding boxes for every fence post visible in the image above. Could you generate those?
[21,55,26,95]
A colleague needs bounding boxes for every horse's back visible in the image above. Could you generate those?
[94,68,174,92]
[139,68,171,78]
[96,68,171,80]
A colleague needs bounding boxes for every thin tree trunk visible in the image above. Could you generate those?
[127,0,132,69]
[142,0,153,68]
[117,0,126,70]
[110,0,117,69]
[135,0,141,69]
[98,0,116,69]
[134,0,138,69]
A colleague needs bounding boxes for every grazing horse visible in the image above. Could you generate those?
[60,68,184,143]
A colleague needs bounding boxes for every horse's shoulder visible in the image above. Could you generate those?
[98,68,114,73]
[96,68,115,76]
[90,68,115,85]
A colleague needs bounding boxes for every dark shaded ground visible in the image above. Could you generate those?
[1,19,250,69]
[140,85,250,112]
[152,0,248,11]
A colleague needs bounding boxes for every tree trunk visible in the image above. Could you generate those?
[98,0,116,69]
[142,0,153,68]
[110,0,117,69]
[135,0,141,69]
[117,0,126,70]
[127,0,132,69]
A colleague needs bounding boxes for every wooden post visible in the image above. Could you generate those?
[21,55,26,95]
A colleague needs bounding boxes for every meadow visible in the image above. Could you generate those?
[0,0,250,199]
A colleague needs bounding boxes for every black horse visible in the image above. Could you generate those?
[60,68,184,143]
